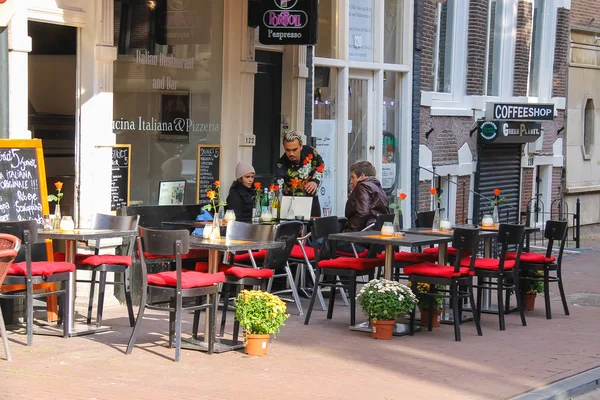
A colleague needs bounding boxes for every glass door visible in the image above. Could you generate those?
[347,72,374,184]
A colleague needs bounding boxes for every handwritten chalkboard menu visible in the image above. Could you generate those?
[0,139,49,225]
[111,145,131,211]
[196,145,221,206]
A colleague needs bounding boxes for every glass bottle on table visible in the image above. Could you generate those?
[270,190,280,220]
[260,188,269,216]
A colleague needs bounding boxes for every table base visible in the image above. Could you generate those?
[69,323,112,337]
[7,321,111,337]
[349,321,421,336]
[181,337,244,353]
[463,304,518,315]
[438,312,473,324]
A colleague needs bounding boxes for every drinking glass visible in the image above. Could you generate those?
[43,215,54,230]
[322,207,332,217]
[224,210,236,222]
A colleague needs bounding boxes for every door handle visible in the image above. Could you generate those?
[369,145,375,150]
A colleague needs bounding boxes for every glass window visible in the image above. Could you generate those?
[313,67,338,215]
[113,0,224,206]
[382,71,401,202]
[433,0,455,93]
[348,0,374,62]
[315,0,337,58]
[486,0,504,96]
[384,0,403,64]
[584,99,595,156]
[528,0,545,97]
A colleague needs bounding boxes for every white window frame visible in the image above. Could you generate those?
[527,0,545,98]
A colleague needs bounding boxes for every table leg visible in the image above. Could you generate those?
[384,244,394,280]
[65,240,76,333]
[438,242,447,265]
[205,249,221,340]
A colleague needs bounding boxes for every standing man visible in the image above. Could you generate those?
[275,131,325,217]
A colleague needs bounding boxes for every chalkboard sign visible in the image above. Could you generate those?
[0,139,49,225]
[196,144,221,206]
[111,145,131,211]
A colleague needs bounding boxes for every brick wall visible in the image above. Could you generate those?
[569,0,600,27]
[418,180,433,213]
[513,0,533,96]
[551,167,563,211]
[541,110,565,155]
[466,0,488,95]
[455,175,471,224]
[420,107,476,165]
[552,8,570,97]
[521,168,534,221]
[421,0,438,92]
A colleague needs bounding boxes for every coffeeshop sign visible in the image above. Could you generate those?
[257,0,318,45]
[485,103,555,121]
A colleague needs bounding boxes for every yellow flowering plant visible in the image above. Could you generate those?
[234,290,289,336]
[408,282,444,311]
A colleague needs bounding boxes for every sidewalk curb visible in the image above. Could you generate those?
[511,367,600,400]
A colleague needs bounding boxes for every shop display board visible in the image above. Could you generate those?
[111,145,131,211]
[0,139,50,225]
[196,144,221,206]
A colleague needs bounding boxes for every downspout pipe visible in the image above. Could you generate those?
[411,0,424,223]
[0,26,8,138]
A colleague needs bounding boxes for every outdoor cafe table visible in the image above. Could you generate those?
[183,235,285,353]
[328,231,453,336]
[38,228,137,337]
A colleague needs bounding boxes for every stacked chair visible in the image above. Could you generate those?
[0,234,20,360]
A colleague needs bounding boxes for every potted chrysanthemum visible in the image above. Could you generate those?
[234,290,289,356]
[356,279,418,340]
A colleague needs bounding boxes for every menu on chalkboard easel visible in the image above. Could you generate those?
[111,145,131,212]
[0,139,49,225]
[196,144,221,206]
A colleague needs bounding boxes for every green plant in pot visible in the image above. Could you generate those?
[410,282,444,328]
[234,290,289,356]
[520,270,544,311]
[356,279,417,340]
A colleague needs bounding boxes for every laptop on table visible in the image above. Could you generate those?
[279,196,313,220]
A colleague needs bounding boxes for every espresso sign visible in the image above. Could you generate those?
[478,121,542,144]
[257,0,318,45]
[111,145,131,212]
[196,145,221,206]
[0,139,49,225]
[486,103,554,121]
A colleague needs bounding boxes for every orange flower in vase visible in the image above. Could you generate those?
[429,188,442,209]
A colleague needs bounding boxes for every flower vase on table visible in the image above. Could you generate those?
[210,213,221,241]
[432,208,441,231]
[54,204,61,229]
[492,205,499,227]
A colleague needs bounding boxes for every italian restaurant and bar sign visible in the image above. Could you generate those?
[478,121,542,144]
[485,103,555,121]
[257,0,318,45]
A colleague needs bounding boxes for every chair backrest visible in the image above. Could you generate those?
[226,221,275,243]
[138,226,190,257]
[544,220,568,262]
[310,216,339,262]
[451,227,480,273]
[415,210,436,228]
[376,213,397,230]
[0,234,20,285]
[263,221,303,270]
[118,204,202,228]
[497,223,525,270]
[91,213,140,256]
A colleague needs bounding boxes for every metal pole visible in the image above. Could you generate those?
[576,198,580,249]
[410,0,424,227]
[0,26,8,138]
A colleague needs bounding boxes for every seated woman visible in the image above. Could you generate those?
[225,161,256,222]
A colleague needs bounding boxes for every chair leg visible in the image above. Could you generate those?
[96,271,108,327]
[513,269,527,326]
[476,276,483,315]
[233,286,246,345]
[305,263,326,310]
[557,270,570,316]
[326,276,336,320]
[497,277,505,331]
[168,298,176,348]
[543,269,552,319]
[220,284,230,337]
[348,276,357,326]
[174,292,183,362]
[124,270,135,327]
[285,263,303,315]
[26,280,34,346]
[266,276,274,293]
[60,289,68,339]
[192,296,202,340]
[87,271,97,324]
[208,292,216,354]
[304,268,321,325]
[0,307,11,361]
[409,281,417,336]
[126,294,146,355]
[469,283,482,336]
[451,282,461,342]
[336,276,349,307]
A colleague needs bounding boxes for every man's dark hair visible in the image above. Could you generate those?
[350,161,376,178]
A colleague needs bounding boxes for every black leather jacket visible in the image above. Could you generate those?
[344,177,389,232]
[226,181,255,222]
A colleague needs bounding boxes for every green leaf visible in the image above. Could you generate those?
[47,195,58,202]
[202,204,213,211]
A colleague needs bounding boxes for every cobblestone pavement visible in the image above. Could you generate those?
[1,239,600,400]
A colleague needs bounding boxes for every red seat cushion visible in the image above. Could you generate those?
[220,266,274,279]
[404,262,473,278]
[140,248,209,260]
[423,247,470,257]
[8,261,76,277]
[54,252,90,263]
[79,255,132,267]
[147,270,225,289]
[505,252,555,263]
[232,250,267,264]
[376,251,431,264]
[460,257,516,271]
[336,249,369,258]
[318,257,383,271]
[289,245,315,260]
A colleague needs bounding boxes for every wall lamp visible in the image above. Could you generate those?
[469,126,478,137]
[557,127,564,135]
[425,128,434,139]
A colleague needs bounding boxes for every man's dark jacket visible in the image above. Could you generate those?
[344,177,389,232]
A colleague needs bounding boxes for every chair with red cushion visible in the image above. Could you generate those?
[304,216,384,327]
[405,227,482,341]
[0,234,20,361]
[512,220,569,320]
[463,223,527,330]
[71,213,139,328]
[126,227,224,362]
[0,221,74,346]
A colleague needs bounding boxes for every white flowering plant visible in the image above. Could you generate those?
[356,279,418,322]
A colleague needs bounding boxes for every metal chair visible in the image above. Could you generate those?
[0,220,74,346]
[126,227,224,362]
[0,234,20,361]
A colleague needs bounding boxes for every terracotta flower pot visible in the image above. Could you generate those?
[420,308,442,328]
[522,294,536,311]
[371,319,395,340]
[244,334,270,356]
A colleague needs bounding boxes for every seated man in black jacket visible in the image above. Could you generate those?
[338,161,390,254]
